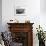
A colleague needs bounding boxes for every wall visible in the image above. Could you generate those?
[0,0,2,32]
[2,0,46,46]
[40,0,46,13]
[40,0,46,31]
[2,0,40,30]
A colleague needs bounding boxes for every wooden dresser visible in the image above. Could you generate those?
[7,23,34,46]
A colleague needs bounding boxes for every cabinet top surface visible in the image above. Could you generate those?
[7,23,34,25]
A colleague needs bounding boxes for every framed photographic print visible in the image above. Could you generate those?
[16,9,25,14]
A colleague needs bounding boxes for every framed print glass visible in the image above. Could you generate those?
[16,9,25,14]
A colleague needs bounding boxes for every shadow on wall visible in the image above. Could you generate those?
[0,0,2,32]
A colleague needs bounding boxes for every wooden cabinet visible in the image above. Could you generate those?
[7,23,34,46]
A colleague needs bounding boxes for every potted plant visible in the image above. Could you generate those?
[36,25,45,46]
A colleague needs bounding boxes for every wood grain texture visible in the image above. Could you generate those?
[7,23,34,46]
